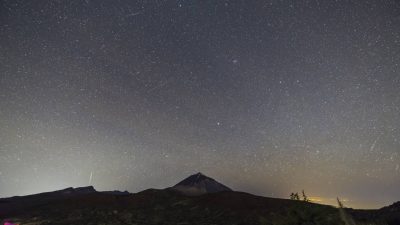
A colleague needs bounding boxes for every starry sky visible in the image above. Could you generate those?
[1,0,400,209]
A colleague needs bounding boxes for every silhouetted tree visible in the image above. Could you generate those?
[302,190,309,202]
[290,192,300,200]
[337,197,344,209]
[294,192,300,200]
[337,197,356,225]
[290,193,295,200]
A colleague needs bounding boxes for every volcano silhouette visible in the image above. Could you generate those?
[170,172,232,196]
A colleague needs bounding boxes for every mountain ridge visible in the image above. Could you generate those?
[1,174,400,225]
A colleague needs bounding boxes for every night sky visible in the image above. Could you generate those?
[1,0,400,209]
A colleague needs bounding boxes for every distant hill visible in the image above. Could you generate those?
[347,201,400,225]
[381,201,400,212]
[0,173,399,225]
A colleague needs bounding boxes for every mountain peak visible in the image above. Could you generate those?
[171,172,232,196]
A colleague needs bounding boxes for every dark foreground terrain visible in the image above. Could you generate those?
[1,187,399,225]
[0,187,339,225]
[1,173,399,225]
